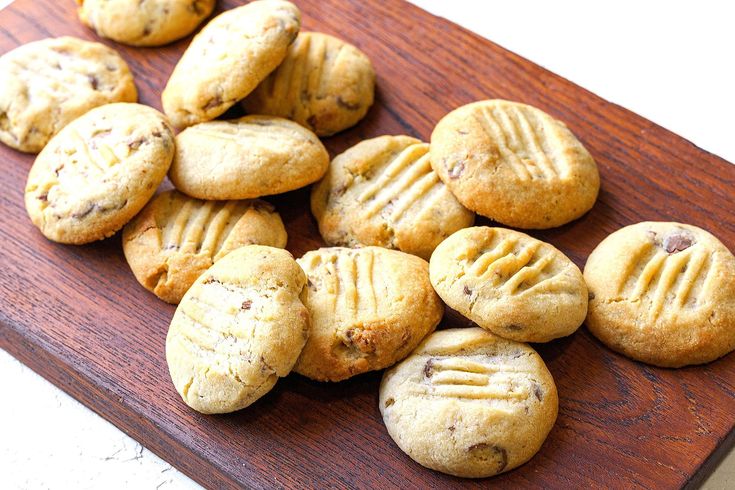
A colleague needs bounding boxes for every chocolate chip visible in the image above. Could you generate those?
[447,160,465,179]
[505,324,523,331]
[37,193,48,202]
[588,291,596,301]
[466,444,508,473]
[533,383,543,401]
[128,137,145,150]
[448,425,456,432]
[463,285,472,295]
[241,299,252,310]
[663,230,695,254]
[423,358,435,378]
[384,398,395,408]
[87,74,99,90]
[72,203,95,219]
[336,97,361,111]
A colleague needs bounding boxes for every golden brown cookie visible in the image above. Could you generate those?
[380,327,558,478]
[169,115,329,200]
[166,245,310,414]
[294,246,443,381]
[161,0,301,128]
[242,31,375,136]
[429,227,587,343]
[123,190,287,304]
[76,0,215,47]
[430,100,599,228]
[311,135,474,260]
[584,222,735,367]
[0,36,137,153]
[24,103,174,244]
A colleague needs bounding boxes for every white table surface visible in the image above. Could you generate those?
[1,1,734,488]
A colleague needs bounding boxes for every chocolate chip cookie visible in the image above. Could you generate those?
[243,31,375,136]
[311,135,474,260]
[0,36,137,153]
[24,103,174,244]
[430,100,599,229]
[294,246,443,381]
[585,221,735,367]
[380,327,558,478]
[123,190,288,304]
[429,226,587,343]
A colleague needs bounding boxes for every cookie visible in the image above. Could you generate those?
[76,0,215,47]
[169,115,329,200]
[162,0,300,128]
[429,227,587,343]
[311,136,474,260]
[166,245,310,414]
[123,190,288,304]
[242,31,375,136]
[430,99,599,229]
[294,246,443,381]
[379,327,558,478]
[584,222,735,367]
[0,36,137,153]
[24,103,174,244]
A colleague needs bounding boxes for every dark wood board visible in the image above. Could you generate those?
[1,0,734,488]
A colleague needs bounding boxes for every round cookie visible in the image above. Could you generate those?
[76,0,215,47]
[242,31,376,136]
[379,327,558,478]
[169,115,329,200]
[24,103,174,244]
[430,99,599,229]
[294,246,443,381]
[584,222,735,367]
[162,0,301,128]
[429,226,587,343]
[0,36,137,153]
[311,135,474,260]
[166,245,310,414]
[123,190,288,304]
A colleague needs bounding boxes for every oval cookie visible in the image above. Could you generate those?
[24,103,174,244]
[243,31,376,136]
[169,115,329,200]
[430,100,599,229]
[0,36,137,153]
[123,190,287,304]
[77,0,215,47]
[166,245,310,414]
[584,222,735,367]
[162,0,301,128]
[429,227,587,342]
[311,135,474,260]
[295,246,443,381]
[380,327,558,478]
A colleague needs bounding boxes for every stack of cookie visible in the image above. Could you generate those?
[3,0,735,483]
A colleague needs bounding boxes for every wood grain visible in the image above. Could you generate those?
[1,0,734,488]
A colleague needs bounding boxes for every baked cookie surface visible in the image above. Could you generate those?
[123,190,287,304]
[584,222,735,367]
[430,99,599,229]
[76,0,215,47]
[166,245,310,414]
[24,103,174,244]
[242,31,375,136]
[429,226,587,343]
[0,36,137,153]
[161,0,300,128]
[294,246,443,381]
[169,115,329,200]
[379,327,558,478]
[311,135,474,260]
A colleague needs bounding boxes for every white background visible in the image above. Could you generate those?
[1,0,733,488]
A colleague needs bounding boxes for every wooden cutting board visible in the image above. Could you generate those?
[1,0,734,488]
